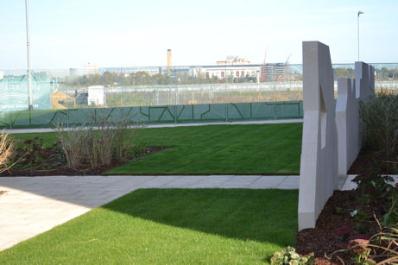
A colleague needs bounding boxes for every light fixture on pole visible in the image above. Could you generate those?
[25,0,33,110]
[357,11,364,61]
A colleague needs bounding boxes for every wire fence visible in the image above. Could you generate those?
[0,101,303,129]
[0,63,397,128]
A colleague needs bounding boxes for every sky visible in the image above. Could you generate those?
[0,0,397,69]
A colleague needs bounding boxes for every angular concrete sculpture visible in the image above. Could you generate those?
[355,62,375,101]
[298,41,338,230]
[336,78,360,179]
[355,62,376,152]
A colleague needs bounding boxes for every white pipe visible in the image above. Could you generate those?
[25,0,33,110]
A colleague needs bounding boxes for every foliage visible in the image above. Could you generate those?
[63,70,259,88]
[57,122,133,170]
[335,68,355,79]
[271,246,314,265]
[352,173,398,232]
[10,137,65,171]
[0,133,13,173]
[360,92,398,171]
[334,225,398,265]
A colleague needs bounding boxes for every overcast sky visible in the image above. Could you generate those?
[1,0,397,69]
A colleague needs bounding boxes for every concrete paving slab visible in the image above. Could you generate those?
[188,175,233,188]
[248,176,288,189]
[220,175,263,188]
[277,176,300,190]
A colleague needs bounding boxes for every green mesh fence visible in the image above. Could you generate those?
[0,101,303,129]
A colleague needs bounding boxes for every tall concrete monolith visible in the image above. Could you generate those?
[298,41,338,230]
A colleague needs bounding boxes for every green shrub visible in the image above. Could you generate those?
[57,122,133,170]
[361,92,398,169]
[270,247,314,265]
[353,173,398,231]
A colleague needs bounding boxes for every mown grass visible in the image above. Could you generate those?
[0,189,298,265]
[11,124,302,175]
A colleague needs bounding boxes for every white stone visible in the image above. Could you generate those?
[336,78,360,179]
[298,41,338,230]
[355,62,375,101]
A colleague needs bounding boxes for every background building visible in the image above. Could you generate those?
[88,86,106,106]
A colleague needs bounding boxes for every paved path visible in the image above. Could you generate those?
[4,119,303,134]
[0,175,299,251]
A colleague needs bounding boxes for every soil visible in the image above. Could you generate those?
[1,146,166,177]
[349,148,398,175]
[296,190,381,265]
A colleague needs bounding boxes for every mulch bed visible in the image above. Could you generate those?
[349,148,398,175]
[1,146,166,177]
[296,189,385,265]
[296,148,397,265]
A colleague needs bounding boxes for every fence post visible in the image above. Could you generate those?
[174,105,177,124]
[225,104,229,122]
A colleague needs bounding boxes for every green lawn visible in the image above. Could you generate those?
[12,124,302,175]
[0,189,298,265]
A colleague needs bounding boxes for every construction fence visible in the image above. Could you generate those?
[0,101,303,129]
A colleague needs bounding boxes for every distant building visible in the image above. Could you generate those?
[99,66,162,76]
[167,49,173,75]
[192,57,260,80]
[0,71,4,80]
[260,63,289,82]
[194,65,260,80]
[216,56,251,65]
[69,63,100,77]
[76,92,88,105]
[51,90,75,109]
[88,86,106,106]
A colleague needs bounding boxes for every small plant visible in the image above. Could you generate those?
[270,247,314,265]
[57,121,133,171]
[0,132,13,173]
[347,238,372,265]
[10,137,65,172]
[352,173,398,231]
[332,225,398,265]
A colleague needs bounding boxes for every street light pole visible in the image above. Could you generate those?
[25,0,33,110]
[357,11,364,61]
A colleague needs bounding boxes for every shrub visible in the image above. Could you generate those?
[10,137,65,172]
[360,92,398,170]
[271,247,314,265]
[57,122,132,171]
[353,173,398,230]
[0,133,13,173]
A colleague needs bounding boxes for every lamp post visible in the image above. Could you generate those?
[357,11,364,61]
[25,0,33,110]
